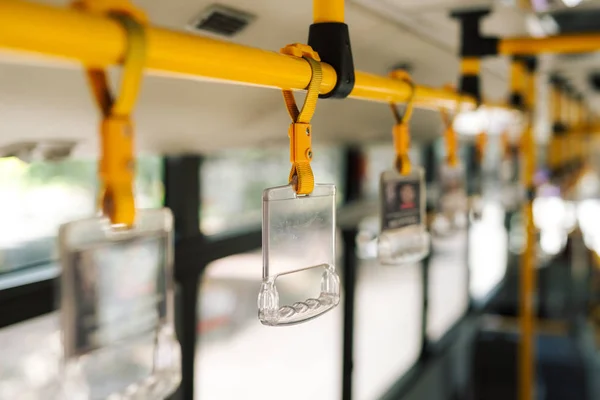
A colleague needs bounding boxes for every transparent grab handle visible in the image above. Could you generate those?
[378,169,430,265]
[57,208,181,399]
[259,184,340,326]
[432,164,468,237]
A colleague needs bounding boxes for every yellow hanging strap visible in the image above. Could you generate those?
[280,44,323,195]
[389,70,416,175]
[441,107,458,168]
[72,0,147,227]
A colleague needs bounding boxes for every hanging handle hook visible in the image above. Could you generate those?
[73,0,147,227]
[389,70,416,175]
[280,43,323,195]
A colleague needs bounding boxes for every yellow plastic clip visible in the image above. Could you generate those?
[73,0,147,227]
[389,70,416,175]
[280,44,323,195]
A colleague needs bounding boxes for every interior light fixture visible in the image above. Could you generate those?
[562,0,583,8]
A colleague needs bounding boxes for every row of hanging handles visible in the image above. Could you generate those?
[73,0,498,229]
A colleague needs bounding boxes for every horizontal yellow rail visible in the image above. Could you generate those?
[0,0,474,111]
[500,34,600,55]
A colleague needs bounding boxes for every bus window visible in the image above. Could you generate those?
[427,229,469,342]
[469,201,508,301]
[353,259,422,400]
[0,313,59,398]
[0,156,163,396]
[0,156,163,274]
[426,139,470,341]
[200,147,343,235]
[195,247,343,399]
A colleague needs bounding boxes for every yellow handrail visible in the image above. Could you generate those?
[500,33,600,55]
[0,0,474,111]
[5,2,600,116]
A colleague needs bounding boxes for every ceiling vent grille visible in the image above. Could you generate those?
[189,5,255,37]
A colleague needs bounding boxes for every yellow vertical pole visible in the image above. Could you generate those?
[313,0,344,23]
[568,93,577,164]
[519,62,536,400]
[549,84,561,169]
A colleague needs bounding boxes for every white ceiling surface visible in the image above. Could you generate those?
[0,0,592,155]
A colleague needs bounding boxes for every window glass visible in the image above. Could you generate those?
[353,260,422,400]
[425,138,469,341]
[469,202,508,301]
[427,229,469,342]
[0,313,59,398]
[196,235,344,399]
[0,156,163,274]
[200,146,343,235]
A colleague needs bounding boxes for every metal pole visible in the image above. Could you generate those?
[341,147,363,400]
[518,64,537,400]
[164,156,202,400]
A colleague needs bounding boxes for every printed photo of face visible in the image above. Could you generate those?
[400,184,416,209]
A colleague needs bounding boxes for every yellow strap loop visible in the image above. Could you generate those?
[73,0,147,227]
[282,56,322,124]
[438,84,460,167]
[389,70,416,175]
[441,108,458,168]
[280,44,323,195]
[86,15,146,118]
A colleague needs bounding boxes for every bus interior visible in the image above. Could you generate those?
[1,0,600,399]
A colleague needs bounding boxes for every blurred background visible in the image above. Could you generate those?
[1,0,600,399]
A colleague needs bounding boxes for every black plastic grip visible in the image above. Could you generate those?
[460,74,481,104]
[308,22,355,99]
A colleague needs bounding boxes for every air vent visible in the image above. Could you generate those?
[189,5,255,37]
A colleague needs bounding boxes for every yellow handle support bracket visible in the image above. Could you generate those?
[389,70,416,175]
[461,58,481,75]
[313,0,344,23]
[281,44,323,195]
[73,0,147,227]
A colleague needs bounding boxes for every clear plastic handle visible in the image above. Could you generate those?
[258,264,340,326]
[57,209,181,399]
[432,164,468,237]
[259,184,340,326]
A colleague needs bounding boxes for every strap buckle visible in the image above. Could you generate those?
[389,70,415,175]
